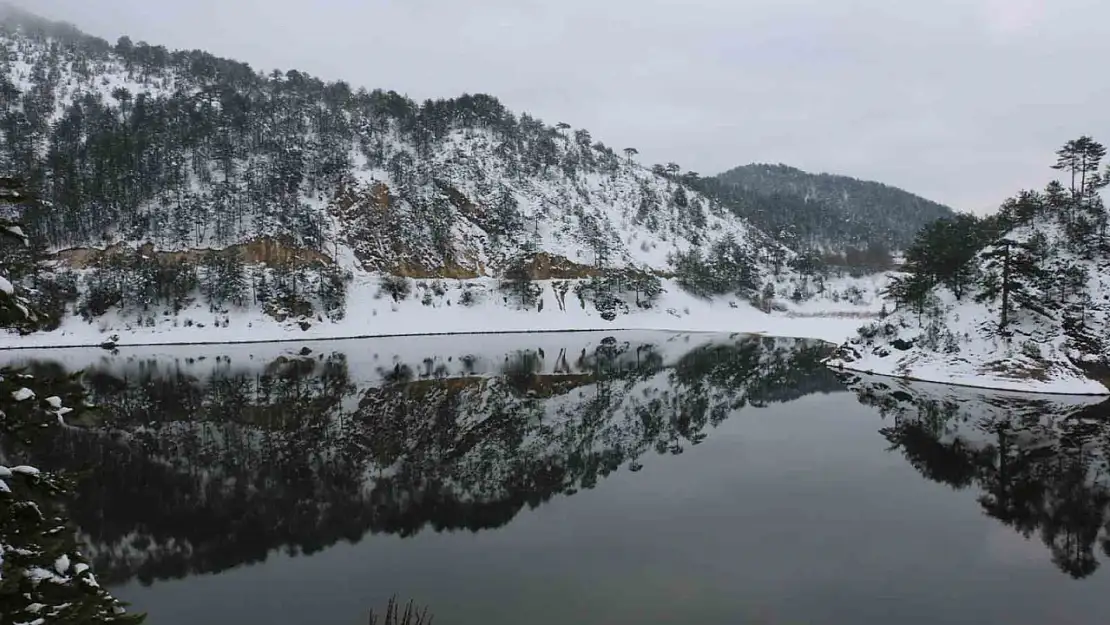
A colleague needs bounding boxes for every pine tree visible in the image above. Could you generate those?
[219,249,247,307]
[886,272,932,317]
[317,263,349,319]
[199,249,222,309]
[975,237,1047,331]
[492,185,521,240]
[901,213,991,301]
[500,255,541,309]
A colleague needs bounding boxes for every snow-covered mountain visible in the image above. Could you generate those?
[0,13,771,279]
[0,9,889,347]
[828,175,1110,394]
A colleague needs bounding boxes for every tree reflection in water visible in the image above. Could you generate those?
[1,333,842,587]
[842,372,1110,579]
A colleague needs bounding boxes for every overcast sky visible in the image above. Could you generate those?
[16,0,1110,212]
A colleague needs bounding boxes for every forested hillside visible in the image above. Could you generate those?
[703,163,955,262]
[0,9,891,343]
[0,9,779,274]
[829,137,1110,394]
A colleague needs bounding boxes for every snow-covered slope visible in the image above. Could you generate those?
[828,220,1110,395]
[0,274,887,349]
[0,11,891,347]
[0,15,777,274]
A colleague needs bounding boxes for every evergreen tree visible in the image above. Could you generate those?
[902,213,991,300]
[1052,136,1107,197]
[500,255,541,309]
[886,272,933,316]
[492,185,522,240]
[317,264,349,319]
[975,238,1047,331]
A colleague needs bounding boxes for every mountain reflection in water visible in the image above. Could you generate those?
[4,332,1110,625]
[2,332,839,587]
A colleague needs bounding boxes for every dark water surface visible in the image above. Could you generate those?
[3,331,1110,625]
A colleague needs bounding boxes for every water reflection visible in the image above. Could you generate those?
[1,333,842,587]
[839,371,1110,579]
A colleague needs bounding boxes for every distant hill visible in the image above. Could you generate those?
[702,163,956,262]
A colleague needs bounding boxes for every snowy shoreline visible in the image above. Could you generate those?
[0,313,871,352]
[829,362,1110,396]
[0,276,881,351]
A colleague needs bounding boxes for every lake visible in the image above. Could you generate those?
[2,331,1109,624]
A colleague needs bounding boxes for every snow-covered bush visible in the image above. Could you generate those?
[459,287,480,307]
[379,275,412,301]
[1021,340,1043,360]
[844,285,864,306]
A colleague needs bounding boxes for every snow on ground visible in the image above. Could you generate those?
[10,387,34,401]
[828,312,1109,395]
[780,271,898,316]
[0,276,875,351]
[827,249,1110,396]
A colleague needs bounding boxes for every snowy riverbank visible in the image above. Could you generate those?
[826,282,1110,396]
[0,277,878,350]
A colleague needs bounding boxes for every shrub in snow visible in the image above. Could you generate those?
[380,275,411,302]
[0,346,144,622]
[859,324,880,340]
[0,466,143,623]
[845,285,865,305]
[943,331,961,354]
[1022,340,1043,360]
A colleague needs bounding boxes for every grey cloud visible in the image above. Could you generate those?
[18,0,1110,212]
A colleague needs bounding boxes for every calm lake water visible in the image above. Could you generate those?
[3,331,1110,625]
